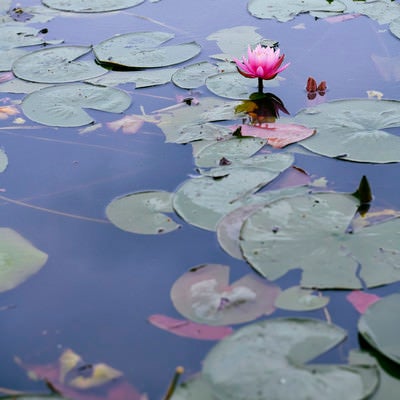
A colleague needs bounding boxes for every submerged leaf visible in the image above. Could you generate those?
[106,191,180,234]
[148,314,233,340]
[21,83,131,127]
[170,264,280,325]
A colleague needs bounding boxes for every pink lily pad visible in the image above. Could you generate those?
[347,291,381,314]
[148,314,233,340]
[170,264,281,326]
[233,123,315,148]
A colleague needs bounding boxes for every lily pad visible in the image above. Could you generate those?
[41,0,144,12]
[240,191,400,289]
[173,152,293,231]
[174,123,232,144]
[275,286,330,311]
[390,16,400,39]
[21,83,131,127]
[206,71,280,100]
[106,191,180,234]
[172,62,220,89]
[247,0,346,22]
[12,46,106,84]
[0,148,8,173]
[0,228,48,292]
[173,318,378,400]
[294,99,400,163]
[217,186,311,259]
[0,49,28,72]
[93,32,201,69]
[358,293,400,364]
[0,25,54,50]
[170,264,280,325]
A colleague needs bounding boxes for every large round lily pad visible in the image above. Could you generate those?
[358,293,400,364]
[173,152,293,231]
[41,0,144,12]
[21,83,131,127]
[0,228,48,292]
[172,318,378,400]
[12,46,106,84]
[294,99,400,163]
[172,62,219,89]
[170,264,280,325]
[93,32,201,69]
[247,0,346,22]
[106,191,180,235]
[240,192,400,289]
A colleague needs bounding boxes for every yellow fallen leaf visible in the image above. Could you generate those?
[59,349,82,383]
[69,363,123,389]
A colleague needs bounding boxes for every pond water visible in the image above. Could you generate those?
[1,0,400,399]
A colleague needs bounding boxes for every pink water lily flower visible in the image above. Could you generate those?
[234,44,290,81]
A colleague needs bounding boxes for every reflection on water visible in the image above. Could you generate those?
[1,0,400,398]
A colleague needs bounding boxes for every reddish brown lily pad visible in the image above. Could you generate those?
[148,314,233,340]
[170,264,281,326]
[232,123,315,148]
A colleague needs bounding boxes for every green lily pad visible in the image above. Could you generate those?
[41,0,144,12]
[275,286,330,311]
[170,264,280,325]
[0,228,48,292]
[0,25,55,50]
[0,78,50,94]
[86,68,178,88]
[174,123,232,144]
[294,99,400,163]
[0,49,28,72]
[206,26,265,60]
[358,293,400,364]
[247,0,346,22]
[240,191,400,289]
[173,318,378,400]
[106,191,180,235]
[173,152,293,231]
[156,97,242,143]
[12,46,106,84]
[217,186,311,259]
[93,32,201,69]
[390,16,400,39]
[172,62,219,89]
[206,72,280,100]
[21,83,131,127]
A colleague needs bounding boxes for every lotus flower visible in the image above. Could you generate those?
[234,44,290,82]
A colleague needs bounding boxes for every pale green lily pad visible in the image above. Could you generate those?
[172,318,377,400]
[156,97,242,142]
[275,286,330,311]
[21,84,131,127]
[206,72,280,100]
[0,78,50,94]
[86,68,178,88]
[0,228,48,292]
[358,293,400,364]
[194,137,266,168]
[0,25,55,50]
[240,192,400,289]
[248,0,346,22]
[12,46,106,84]
[41,0,144,12]
[206,26,264,60]
[217,186,311,259]
[93,32,201,69]
[106,191,180,234]
[172,62,219,89]
[0,49,28,72]
[390,16,400,39]
[173,153,293,231]
[174,123,232,144]
[294,99,400,163]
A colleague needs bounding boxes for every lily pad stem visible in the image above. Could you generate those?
[163,366,184,400]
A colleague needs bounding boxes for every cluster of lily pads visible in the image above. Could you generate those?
[1,0,400,399]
